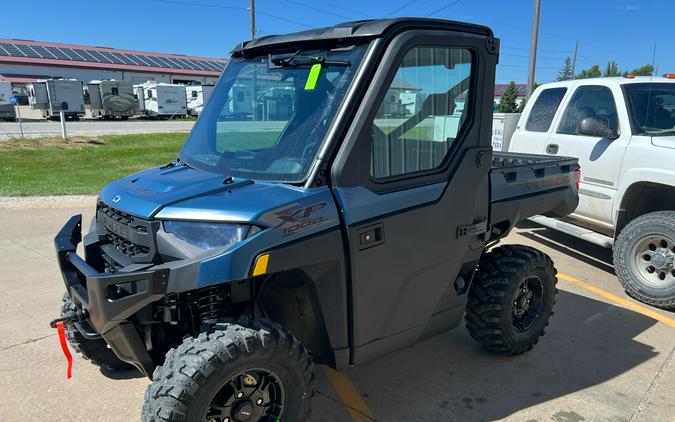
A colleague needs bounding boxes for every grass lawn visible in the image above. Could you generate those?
[0,133,187,196]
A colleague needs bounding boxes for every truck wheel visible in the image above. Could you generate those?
[60,294,133,371]
[465,245,557,355]
[142,320,314,422]
[614,211,675,309]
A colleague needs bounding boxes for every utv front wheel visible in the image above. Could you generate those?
[60,294,133,371]
[142,320,314,422]
[465,245,557,355]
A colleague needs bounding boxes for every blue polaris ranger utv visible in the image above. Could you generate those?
[53,18,580,421]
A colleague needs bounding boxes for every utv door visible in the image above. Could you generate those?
[331,30,498,364]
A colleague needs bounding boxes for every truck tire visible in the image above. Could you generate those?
[465,245,557,355]
[142,319,314,422]
[614,211,675,309]
[60,294,133,371]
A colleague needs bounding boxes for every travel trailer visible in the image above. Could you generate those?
[134,82,187,118]
[27,79,85,120]
[0,81,15,121]
[86,80,138,119]
[185,84,214,116]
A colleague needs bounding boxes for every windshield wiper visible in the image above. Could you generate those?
[270,53,350,68]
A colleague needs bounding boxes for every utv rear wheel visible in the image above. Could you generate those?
[60,294,133,371]
[614,211,675,310]
[142,320,314,422]
[465,245,557,355]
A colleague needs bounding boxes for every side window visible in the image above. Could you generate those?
[558,86,618,135]
[525,87,567,132]
[111,87,119,96]
[147,89,153,99]
[192,90,198,98]
[370,46,473,179]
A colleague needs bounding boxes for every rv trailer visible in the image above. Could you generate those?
[185,84,214,116]
[0,81,15,121]
[86,80,138,119]
[133,82,187,118]
[27,79,85,120]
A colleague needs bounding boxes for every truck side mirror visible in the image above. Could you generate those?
[577,116,619,140]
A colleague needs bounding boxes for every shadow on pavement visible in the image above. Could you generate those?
[99,366,144,380]
[335,290,658,421]
[516,220,615,275]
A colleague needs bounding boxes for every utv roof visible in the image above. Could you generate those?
[231,18,494,56]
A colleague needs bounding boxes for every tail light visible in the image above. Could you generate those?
[574,168,581,191]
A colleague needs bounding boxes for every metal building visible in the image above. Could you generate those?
[0,38,227,92]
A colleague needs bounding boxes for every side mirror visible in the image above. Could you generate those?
[577,117,619,139]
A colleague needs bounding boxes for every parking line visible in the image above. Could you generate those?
[558,272,675,329]
[322,366,374,421]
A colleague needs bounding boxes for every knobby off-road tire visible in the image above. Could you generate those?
[465,245,558,355]
[614,211,675,310]
[142,319,314,422]
[60,293,133,371]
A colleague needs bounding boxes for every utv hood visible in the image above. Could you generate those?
[99,164,312,223]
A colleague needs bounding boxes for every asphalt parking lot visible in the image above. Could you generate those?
[1,199,674,421]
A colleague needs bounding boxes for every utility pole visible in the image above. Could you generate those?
[526,0,541,99]
[571,40,579,77]
[250,0,256,40]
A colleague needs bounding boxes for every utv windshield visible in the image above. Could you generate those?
[180,45,368,182]
[624,83,675,136]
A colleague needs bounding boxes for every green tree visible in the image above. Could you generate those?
[603,60,621,77]
[625,64,655,76]
[557,56,574,81]
[496,81,520,113]
[576,64,602,79]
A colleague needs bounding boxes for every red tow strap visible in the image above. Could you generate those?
[56,321,73,379]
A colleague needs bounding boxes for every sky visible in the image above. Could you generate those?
[5,0,673,84]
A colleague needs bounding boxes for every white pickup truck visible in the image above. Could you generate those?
[508,76,675,309]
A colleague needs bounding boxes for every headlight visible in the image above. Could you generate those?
[163,221,259,250]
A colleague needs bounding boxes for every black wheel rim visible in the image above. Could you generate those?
[205,369,286,422]
[512,276,544,332]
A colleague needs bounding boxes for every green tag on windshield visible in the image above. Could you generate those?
[304,63,322,90]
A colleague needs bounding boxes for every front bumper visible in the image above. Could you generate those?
[55,214,169,376]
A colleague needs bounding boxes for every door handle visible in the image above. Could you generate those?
[357,223,384,250]
[546,143,559,154]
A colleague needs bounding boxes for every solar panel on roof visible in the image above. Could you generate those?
[139,55,164,68]
[44,46,69,60]
[1,43,24,57]
[60,47,86,61]
[202,60,221,72]
[74,49,100,62]
[15,44,41,58]
[155,56,180,69]
[88,50,112,63]
[30,45,57,59]
[184,58,209,71]
[111,53,134,65]
[0,45,9,56]
[99,51,124,64]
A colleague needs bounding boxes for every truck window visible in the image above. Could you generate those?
[558,85,618,135]
[370,46,473,179]
[624,83,675,135]
[525,87,567,132]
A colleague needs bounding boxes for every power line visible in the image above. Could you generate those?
[385,0,416,17]
[148,0,312,28]
[314,0,376,18]
[426,0,462,17]
[283,0,358,20]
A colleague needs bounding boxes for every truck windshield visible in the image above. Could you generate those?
[624,83,675,136]
[179,45,368,182]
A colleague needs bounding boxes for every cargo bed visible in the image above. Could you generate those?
[488,152,580,241]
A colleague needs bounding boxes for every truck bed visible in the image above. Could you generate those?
[489,152,580,240]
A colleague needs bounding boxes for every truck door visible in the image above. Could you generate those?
[545,84,629,224]
[330,31,496,364]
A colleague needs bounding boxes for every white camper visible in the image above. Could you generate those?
[134,82,187,118]
[86,80,138,119]
[0,81,15,121]
[185,84,215,116]
[27,79,85,120]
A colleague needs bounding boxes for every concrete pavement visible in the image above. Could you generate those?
[0,119,194,139]
[0,201,674,421]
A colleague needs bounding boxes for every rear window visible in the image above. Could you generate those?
[525,87,567,132]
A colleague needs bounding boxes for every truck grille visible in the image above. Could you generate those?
[97,203,158,264]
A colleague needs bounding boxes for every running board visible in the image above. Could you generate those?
[528,215,614,248]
